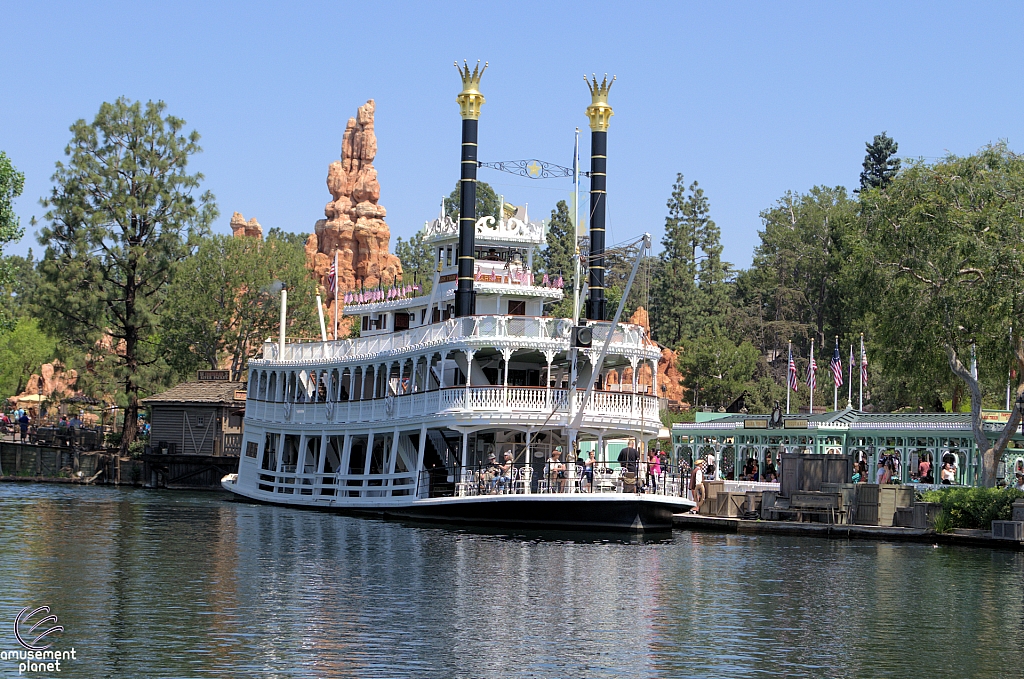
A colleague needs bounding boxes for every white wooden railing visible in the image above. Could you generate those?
[256,315,652,364]
[246,386,660,427]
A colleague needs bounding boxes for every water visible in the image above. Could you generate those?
[0,484,1022,679]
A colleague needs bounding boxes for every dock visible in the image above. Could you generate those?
[673,512,1024,550]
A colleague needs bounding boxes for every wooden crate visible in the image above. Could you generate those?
[1012,500,1024,523]
[716,492,748,517]
[991,520,1024,540]
[913,502,941,529]
[894,507,915,527]
[760,490,779,519]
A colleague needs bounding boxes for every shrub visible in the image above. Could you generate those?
[920,486,1024,530]
[105,431,122,449]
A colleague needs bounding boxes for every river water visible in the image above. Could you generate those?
[0,484,1022,678]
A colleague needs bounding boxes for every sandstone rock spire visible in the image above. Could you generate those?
[306,99,402,297]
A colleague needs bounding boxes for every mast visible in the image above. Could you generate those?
[584,74,614,321]
[454,60,487,318]
[572,128,581,322]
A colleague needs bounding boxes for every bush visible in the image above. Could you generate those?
[128,440,146,459]
[105,431,122,449]
[920,486,1024,530]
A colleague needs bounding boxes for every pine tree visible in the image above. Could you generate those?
[443,180,501,224]
[650,175,728,347]
[36,98,217,458]
[859,132,901,191]
[540,200,575,318]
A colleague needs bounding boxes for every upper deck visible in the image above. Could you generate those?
[253,315,660,367]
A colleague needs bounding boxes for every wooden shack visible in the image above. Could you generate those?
[140,372,246,488]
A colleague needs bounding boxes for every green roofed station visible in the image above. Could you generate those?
[672,408,1024,488]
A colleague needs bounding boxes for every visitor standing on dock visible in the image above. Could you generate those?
[18,411,29,441]
[690,460,705,513]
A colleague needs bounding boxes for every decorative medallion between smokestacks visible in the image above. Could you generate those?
[306,99,402,298]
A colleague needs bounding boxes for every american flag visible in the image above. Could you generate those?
[326,261,337,296]
[860,338,868,387]
[830,340,844,387]
[788,344,798,391]
[806,352,817,391]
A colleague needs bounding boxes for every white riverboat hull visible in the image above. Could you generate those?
[222,474,693,532]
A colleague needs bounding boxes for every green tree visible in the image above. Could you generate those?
[677,332,758,409]
[733,187,860,359]
[540,200,575,318]
[859,131,901,192]
[444,180,501,224]
[860,144,1024,485]
[162,233,317,381]
[0,250,39,323]
[0,151,26,332]
[0,317,57,399]
[36,97,217,457]
[650,175,729,348]
[394,230,435,295]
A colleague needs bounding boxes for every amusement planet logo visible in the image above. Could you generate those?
[2,605,77,675]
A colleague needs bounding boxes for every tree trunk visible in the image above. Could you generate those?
[946,343,1024,487]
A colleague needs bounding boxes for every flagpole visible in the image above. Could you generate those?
[786,340,792,415]
[847,343,853,409]
[572,127,581,323]
[859,333,864,411]
[809,338,814,414]
[332,250,338,340]
[833,336,838,412]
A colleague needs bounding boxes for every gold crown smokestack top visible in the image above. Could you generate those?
[585,74,614,321]
[454,60,487,317]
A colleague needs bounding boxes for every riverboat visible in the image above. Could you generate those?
[221,64,695,530]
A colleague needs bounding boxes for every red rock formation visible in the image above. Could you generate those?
[629,306,687,405]
[12,361,78,406]
[230,212,263,239]
[307,100,402,299]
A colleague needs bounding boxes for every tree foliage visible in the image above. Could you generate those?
[0,151,26,332]
[860,144,1024,485]
[35,97,216,454]
[0,317,57,399]
[540,200,575,318]
[677,332,758,409]
[394,230,435,295]
[443,180,501,224]
[162,233,317,381]
[650,175,729,348]
[859,131,901,192]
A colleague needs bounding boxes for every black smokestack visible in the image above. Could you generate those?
[454,60,487,318]
[584,74,614,321]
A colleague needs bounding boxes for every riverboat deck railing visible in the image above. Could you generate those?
[255,315,653,364]
[426,464,686,498]
[245,386,661,426]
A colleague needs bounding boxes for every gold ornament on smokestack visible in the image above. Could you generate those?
[585,73,615,132]
[455,60,488,120]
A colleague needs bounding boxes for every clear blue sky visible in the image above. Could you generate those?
[4,2,1023,268]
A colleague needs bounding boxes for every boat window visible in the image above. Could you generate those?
[303,435,320,474]
[245,441,258,458]
[325,435,343,474]
[261,433,279,471]
[286,372,296,402]
[369,434,392,482]
[258,372,268,400]
[248,375,258,398]
[446,246,453,266]
[507,300,526,316]
[281,435,300,473]
[330,370,340,401]
[349,435,368,476]
[394,313,410,332]
[268,373,278,401]
[317,372,328,402]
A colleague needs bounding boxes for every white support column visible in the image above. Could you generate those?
[502,347,513,409]
[387,426,400,486]
[464,350,476,408]
[415,424,428,497]
[543,350,556,411]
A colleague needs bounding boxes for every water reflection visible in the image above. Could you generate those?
[0,484,1021,678]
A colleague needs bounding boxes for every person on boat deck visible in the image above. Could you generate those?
[493,451,513,492]
[581,450,596,491]
[618,438,640,493]
[545,448,567,492]
[480,453,500,491]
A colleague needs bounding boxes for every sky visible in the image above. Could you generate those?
[3,2,1024,269]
